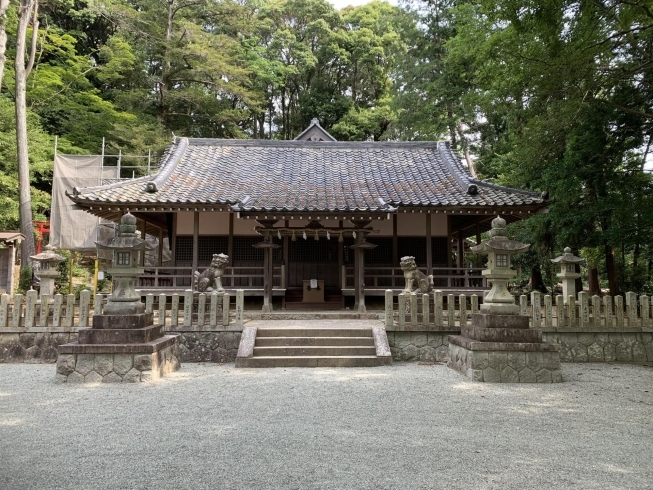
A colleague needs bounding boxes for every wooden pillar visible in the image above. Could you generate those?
[283,220,289,290]
[171,213,177,266]
[457,231,464,268]
[425,213,432,275]
[358,242,366,313]
[227,213,234,266]
[353,231,360,311]
[8,243,16,297]
[262,247,272,312]
[158,227,164,267]
[446,214,453,268]
[392,214,398,266]
[192,211,199,273]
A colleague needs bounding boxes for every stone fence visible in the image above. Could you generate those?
[385,290,653,330]
[385,290,653,364]
[0,289,246,330]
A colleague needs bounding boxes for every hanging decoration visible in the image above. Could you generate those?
[291,230,297,241]
[303,231,307,240]
[338,232,344,243]
[326,230,330,240]
[314,229,319,240]
[352,231,357,239]
[277,230,281,240]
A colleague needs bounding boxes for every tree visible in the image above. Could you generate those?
[0,0,9,92]
[15,0,38,267]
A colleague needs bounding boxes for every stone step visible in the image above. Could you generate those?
[236,355,389,368]
[255,328,372,338]
[255,336,375,347]
[253,346,377,357]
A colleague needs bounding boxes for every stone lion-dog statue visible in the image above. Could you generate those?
[193,253,229,292]
[400,256,434,293]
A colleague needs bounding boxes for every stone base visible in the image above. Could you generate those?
[55,335,181,384]
[92,312,153,329]
[78,325,165,344]
[472,313,529,329]
[447,335,562,383]
[480,303,520,315]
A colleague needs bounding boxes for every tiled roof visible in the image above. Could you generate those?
[69,138,545,212]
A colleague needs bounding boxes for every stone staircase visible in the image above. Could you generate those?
[235,326,392,368]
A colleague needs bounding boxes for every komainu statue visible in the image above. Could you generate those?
[193,253,229,292]
[400,256,434,293]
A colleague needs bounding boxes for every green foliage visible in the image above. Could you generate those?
[16,266,33,295]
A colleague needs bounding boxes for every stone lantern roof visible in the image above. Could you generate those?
[95,212,154,251]
[551,247,584,265]
[469,216,530,254]
[30,244,65,263]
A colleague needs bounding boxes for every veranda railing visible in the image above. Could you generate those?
[342,266,487,289]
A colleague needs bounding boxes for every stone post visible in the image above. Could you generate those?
[53,294,63,327]
[197,293,206,327]
[40,294,50,327]
[592,295,601,327]
[384,290,393,328]
[625,292,638,327]
[25,290,37,328]
[434,290,443,327]
[183,290,193,327]
[94,294,104,317]
[615,295,624,328]
[235,289,244,327]
[158,294,166,327]
[459,294,467,326]
[210,292,218,326]
[471,294,478,315]
[422,293,430,326]
[544,295,552,328]
[568,295,576,327]
[64,294,74,328]
[578,291,589,328]
[519,295,527,317]
[604,296,613,328]
[0,294,8,328]
[12,294,23,328]
[410,292,418,327]
[170,294,179,327]
[398,292,406,327]
[555,295,565,327]
[641,295,650,328]
[531,291,541,328]
[447,294,455,327]
[79,290,90,328]
[145,294,154,314]
[222,293,230,326]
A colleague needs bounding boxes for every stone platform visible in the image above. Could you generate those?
[56,335,180,383]
[447,313,562,383]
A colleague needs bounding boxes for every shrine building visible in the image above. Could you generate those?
[67,119,548,312]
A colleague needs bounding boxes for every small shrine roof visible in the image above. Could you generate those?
[68,138,547,213]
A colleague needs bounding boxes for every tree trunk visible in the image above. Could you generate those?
[574,263,583,295]
[530,265,548,293]
[605,244,619,296]
[588,267,601,296]
[0,0,10,92]
[15,0,39,270]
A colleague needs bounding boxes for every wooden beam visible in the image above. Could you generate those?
[392,214,398,267]
[192,212,199,273]
[228,213,234,266]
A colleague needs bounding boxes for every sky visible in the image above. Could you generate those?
[329,0,397,9]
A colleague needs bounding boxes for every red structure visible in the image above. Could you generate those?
[34,221,50,254]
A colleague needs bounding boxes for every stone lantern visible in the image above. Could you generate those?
[30,244,65,299]
[95,212,154,315]
[470,216,530,315]
[551,247,583,301]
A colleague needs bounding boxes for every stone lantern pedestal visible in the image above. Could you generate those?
[447,217,562,383]
[55,213,181,384]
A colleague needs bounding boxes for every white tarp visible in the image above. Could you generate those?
[50,155,117,251]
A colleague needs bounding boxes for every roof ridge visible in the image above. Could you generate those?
[181,138,443,149]
[438,142,470,193]
[144,138,189,193]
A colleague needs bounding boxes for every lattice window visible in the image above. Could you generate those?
[365,238,393,264]
[432,237,449,266]
[289,239,337,262]
[233,237,264,262]
[398,237,426,266]
[175,236,193,262]
[199,236,228,264]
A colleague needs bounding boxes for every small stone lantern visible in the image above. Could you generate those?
[96,212,154,315]
[30,244,65,299]
[551,247,584,301]
[470,216,530,315]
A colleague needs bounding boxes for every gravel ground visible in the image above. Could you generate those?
[0,362,651,490]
